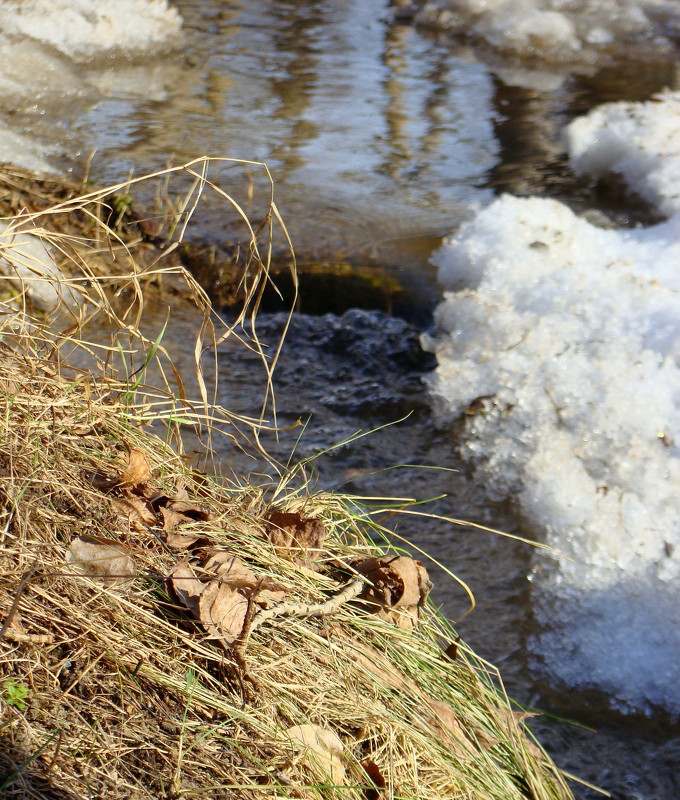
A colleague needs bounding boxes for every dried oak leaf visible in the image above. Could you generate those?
[425,698,483,755]
[355,555,433,628]
[284,724,346,784]
[197,580,248,644]
[443,636,461,662]
[113,495,156,530]
[168,559,205,617]
[200,549,285,595]
[265,511,325,560]
[169,500,212,521]
[164,528,211,551]
[502,708,544,761]
[341,637,411,692]
[155,494,213,536]
[85,470,117,491]
[168,556,253,645]
[201,550,260,589]
[66,536,136,588]
[160,506,193,533]
[118,448,152,488]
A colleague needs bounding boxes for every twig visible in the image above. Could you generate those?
[247,578,364,642]
[229,579,365,694]
[0,560,39,642]
[2,630,54,644]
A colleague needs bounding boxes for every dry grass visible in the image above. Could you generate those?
[0,161,574,800]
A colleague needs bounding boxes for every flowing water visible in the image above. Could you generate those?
[2,0,680,796]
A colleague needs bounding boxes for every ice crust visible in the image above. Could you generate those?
[416,0,679,66]
[0,0,183,170]
[426,92,680,713]
[0,0,182,60]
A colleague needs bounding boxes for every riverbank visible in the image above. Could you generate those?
[0,164,573,799]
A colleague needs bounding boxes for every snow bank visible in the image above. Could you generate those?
[416,0,679,67]
[425,92,680,714]
[0,0,182,60]
[566,91,680,217]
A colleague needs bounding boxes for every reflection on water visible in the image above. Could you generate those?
[66,0,497,266]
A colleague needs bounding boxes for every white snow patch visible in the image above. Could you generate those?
[426,149,680,712]
[566,91,680,217]
[416,0,679,67]
[0,221,83,313]
[0,0,182,60]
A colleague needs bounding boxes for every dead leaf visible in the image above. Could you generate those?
[355,555,432,628]
[172,484,190,502]
[168,557,250,645]
[512,709,540,726]
[71,423,96,436]
[201,550,259,589]
[266,511,325,560]
[256,588,287,607]
[425,699,481,754]
[119,448,152,487]
[361,759,386,800]
[168,559,206,617]
[157,498,213,534]
[160,506,189,532]
[502,708,544,760]
[444,636,461,662]
[113,495,156,530]
[165,529,210,550]
[168,500,212,521]
[66,536,136,588]
[85,470,117,491]
[199,550,286,606]
[197,580,248,644]
[285,724,346,784]
[342,638,410,692]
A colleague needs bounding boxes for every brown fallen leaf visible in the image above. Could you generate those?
[330,628,480,759]
[168,500,212,521]
[198,580,248,644]
[256,588,287,607]
[160,505,191,532]
[168,559,206,617]
[443,636,461,662]
[284,724,346,784]
[355,555,432,628]
[341,637,410,692]
[266,511,325,561]
[168,556,255,646]
[502,708,544,761]
[119,447,152,488]
[66,536,136,588]
[84,470,117,491]
[425,698,484,754]
[201,550,259,589]
[113,495,156,530]
[361,759,386,800]
[200,550,286,593]
[157,497,213,534]
[512,709,540,726]
[164,529,211,550]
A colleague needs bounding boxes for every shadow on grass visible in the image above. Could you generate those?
[0,735,80,800]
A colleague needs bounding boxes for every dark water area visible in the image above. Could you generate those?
[41,1,680,797]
